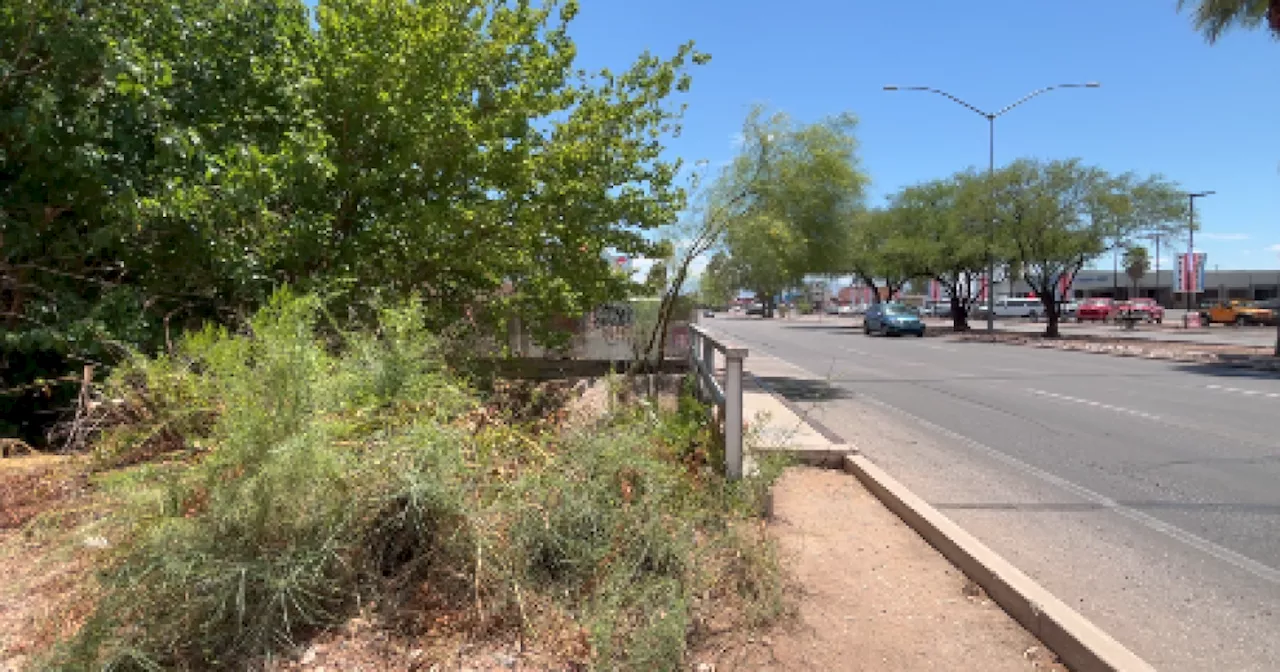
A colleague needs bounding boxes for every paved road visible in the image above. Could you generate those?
[706,314,1280,672]
[804,312,1278,347]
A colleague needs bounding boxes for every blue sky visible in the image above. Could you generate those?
[565,0,1279,273]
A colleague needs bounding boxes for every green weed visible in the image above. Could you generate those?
[36,292,789,671]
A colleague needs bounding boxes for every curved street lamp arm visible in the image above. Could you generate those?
[915,87,992,120]
[995,83,1097,118]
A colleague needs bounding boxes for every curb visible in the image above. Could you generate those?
[843,453,1156,672]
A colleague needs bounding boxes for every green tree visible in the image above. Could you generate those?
[712,106,869,316]
[882,173,991,330]
[697,252,737,309]
[723,213,803,317]
[995,159,1185,337]
[844,209,919,304]
[2,0,711,441]
[1179,0,1280,42]
[2,0,319,441]
[1123,245,1152,297]
[306,0,706,340]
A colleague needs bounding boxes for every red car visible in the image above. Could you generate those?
[1076,298,1118,322]
[1119,298,1165,324]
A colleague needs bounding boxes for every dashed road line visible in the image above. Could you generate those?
[1027,388,1164,422]
[1205,384,1280,399]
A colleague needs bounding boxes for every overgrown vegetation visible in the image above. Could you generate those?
[31,293,787,671]
[2,0,705,444]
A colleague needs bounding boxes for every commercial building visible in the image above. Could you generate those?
[1002,269,1280,306]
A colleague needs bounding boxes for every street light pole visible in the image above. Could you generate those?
[1183,191,1214,327]
[884,83,1100,331]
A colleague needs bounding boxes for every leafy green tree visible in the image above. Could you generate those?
[1179,0,1279,42]
[2,0,710,441]
[712,106,869,315]
[844,209,918,304]
[697,252,737,309]
[306,0,706,340]
[995,159,1185,337]
[1123,245,1152,297]
[882,173,991,330]
[723,214,803,317]
[2,0,318,441]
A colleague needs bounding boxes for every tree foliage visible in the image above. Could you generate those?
[880,174,989,329]
[709,106,868,315]
[1123,245,1151,294]
[1178,0,1280,42]
[1,0,707,442]
[991,159,1185,336]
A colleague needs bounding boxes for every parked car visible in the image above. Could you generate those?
[745,302,765,316]
[825,303,841,315]
[863,303,925,337]
[1076,298,1118,322]
[921,301,952,318]
[990,297,1044,320]
[1060,301,1079,319]
[1199,300,1276,326]
[1119,298,1164,324]
[702,309,715,318]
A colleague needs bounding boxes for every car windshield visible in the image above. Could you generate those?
[883,305,917,316]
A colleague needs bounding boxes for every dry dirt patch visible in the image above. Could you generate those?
[691,467,1066,671]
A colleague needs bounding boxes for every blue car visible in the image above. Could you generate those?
[863,303,926,337]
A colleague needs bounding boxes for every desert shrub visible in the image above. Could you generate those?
[38,293,788,671]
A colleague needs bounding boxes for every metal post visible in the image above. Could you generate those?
[1185,194,1194,323]
[724,351,745,481]
[987,115,996,332]
[1154,234,1161,304]
[1182,191,1214,327]
[702,335,715,401]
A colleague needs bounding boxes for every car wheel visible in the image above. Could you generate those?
[1235,316,1247,327]
[863,322,871,335]
[1028,311,1039,322]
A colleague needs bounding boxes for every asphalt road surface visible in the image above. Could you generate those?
[707,314,1280,672]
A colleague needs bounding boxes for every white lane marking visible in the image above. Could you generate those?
[1205,384,1280,399]
[746,352,1280,586]
[1027,389,1164,422]
[856,396,1280,587]
[842,347,870,356]
[926,344,959,353]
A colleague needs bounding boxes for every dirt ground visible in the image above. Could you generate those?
[691,466,1066,672]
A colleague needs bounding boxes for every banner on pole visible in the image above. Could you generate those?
[1174,253,1207,293]
[927,279,942,302]
[1057,271,1074,301]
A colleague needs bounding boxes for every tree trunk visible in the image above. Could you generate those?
[1041,296,1060,338]
[949,295,970,332]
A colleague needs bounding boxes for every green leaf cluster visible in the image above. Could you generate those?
[2,0,706,441]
